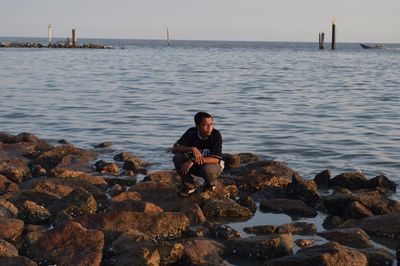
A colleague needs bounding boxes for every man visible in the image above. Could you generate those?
[172,112,224,197]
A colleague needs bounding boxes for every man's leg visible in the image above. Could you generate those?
[173,153,195,189]
[194,163,222,188]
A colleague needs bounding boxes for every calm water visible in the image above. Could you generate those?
[1,38,400,202]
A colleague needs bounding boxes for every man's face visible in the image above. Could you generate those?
[197,117,214,137]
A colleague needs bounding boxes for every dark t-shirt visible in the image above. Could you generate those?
[174,127,222,158]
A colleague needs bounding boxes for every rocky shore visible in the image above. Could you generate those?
[0,42,111,49]
[0,131,399,265]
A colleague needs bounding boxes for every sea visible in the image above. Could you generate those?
[1,37,399,260]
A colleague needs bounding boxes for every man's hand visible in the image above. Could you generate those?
[180,160,194,175]
[192,147,205,165]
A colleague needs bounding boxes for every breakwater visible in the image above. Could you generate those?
[1,41,111,49]
[0,131,399,265]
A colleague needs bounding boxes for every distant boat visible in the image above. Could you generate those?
[360,43,383,49]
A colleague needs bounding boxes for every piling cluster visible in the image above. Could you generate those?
[0,131,399,265]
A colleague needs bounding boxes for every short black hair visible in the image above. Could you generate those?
[194,112,212,125]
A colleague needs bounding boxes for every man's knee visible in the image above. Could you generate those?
[173,153,187,166]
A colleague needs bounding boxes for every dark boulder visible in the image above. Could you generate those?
[330,172,368,190]
[286,173,320,207]
[260,199,317,218]
[317,228,373,248]
[201,197,253,219]
[0,159,32,183]
[358,247,395,266]
[236,195,257,213]
[24,221,104,266]
[179,203,206,225]
[0,174,19,194]
[313,169,331,188]
[0,198,19,218]
[265,241,367,266]
[244,222,316,236]
[0,256,38,266]
[20,200,51,224]
[222,153,241,170]
[0,216,24,242]
[94,141,112,148]
[208,223,242,240]
[181,238,225,265]
[95,160,120,176]
[366,175,396,193]
[225,234,294,261]
[358,213,400,239]
[0,239,18,257]
[142,170,181,189]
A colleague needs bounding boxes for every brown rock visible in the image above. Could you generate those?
[277,222,317,236]
[366,174,396,193]
[244,225,277,235]
[29,179,74,198]
[77,211,190,240]
[25,221,104,266]
[182,238,225,265]
[56,154,95,173]
[286,173,320,207]
[48,187,97,218]
[295,239,316,249]
[342,200,374,219]
[0,174,19,194]
[21,200,51,224]
[358,247,395,266]
[2,190,61,210]
[112,191,142,202]
[226,234,294,260]
[359,213,400,239]
[94,141,112,148]
[331,172,368,190]
[322,215,344,230]
[180,203,206,225]
[109,200,163,213]
[222,153,241,170]
[0,198,19,218]
[202,198,253,219]
[265,241,368,266]
[0,239,18,257]
[95,160,120,175]
[0,216,24,241]
[313,169,331,188]
[209,223,242,240]
[260,199,317,218]
[143,170,181,188]
[0,256,38,266]
[317,228,373,248]
[0,159,32,183]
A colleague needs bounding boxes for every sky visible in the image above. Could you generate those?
[1,0,399,43]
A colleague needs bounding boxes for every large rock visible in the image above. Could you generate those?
[25,221,104,266]
[317,228,373,248]
[0,239,18,257]
[48,187,97,218]
[2,190,61,210]
[142,170,181,189]
[95,160,119,176]
[366,175,396,193]
[265,241,368,266]
[244,222,316,236]
[260,199,317,218]
[228,161,296,192]
[180,203,206,225]
[359,213,400,239]
[20,200,51,224]
[358,247,395,266]
[201,197,253,219]
[0,174,19,194]
[0,199,19,218]
[0,159,32,183]
[0,256,38,266]
[226,234,294,261]
[77,211,190,241]
[109,200,163,213]
[181,238,225,265]
[330,172,368,190]
[0,216,24,241]
[286,173,320,207]
[29,179,74,198]
[208,223,242,240]
[313,170,331,188]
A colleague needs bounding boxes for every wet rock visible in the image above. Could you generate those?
[112,191,142,202]
[24,224,46,234]
[48,187,97,218]
[0,199,19,218]
[313,169,331,188]
[113,151,137,162]
[342,200,374,219]
[276,222,317,236]
[0,239,18,257]
[51,169,108,189]
[209,223,242,240]
[244,225,277,235]
[56,154,95,173]
[265,241,368,266]
[286,173,320,207]
[181,238,225,265]
[143,170,181,188]
[226,234,294,261]
[317,228,373,248]
[201,197,253,219]
[238,152,260,164]
[109,200,163,213]
[108,183,123,197]
[359,213,400,239]
[21,200,51,224]
[295,239,316,249]
[0,216,24,241]
[25,221,104,266]
[236,195,257,213]
[366,174,396,193]
[30,144,97,172]
[94,141,112,148]
[180,203,206,225]
[229,160,296,192]
[95,160,120,175]
[330,172,368,190]
[53,210,74,225]
[77,211,190,241]
[122,158,147,175]
[0,256,38,266]
[0,174,19,194]
[252,186,287,201]
[352,190,400,215]
[29,179,74,198]
[358,247,395,266]
[0,159,32,183]
[322,215,344,230]
[260,199,317,218]
[2,190,61,210]
[337,218,361,228]
[103,176,137,187]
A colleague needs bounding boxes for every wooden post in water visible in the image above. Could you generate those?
[331,19,336,50]
[166,28,170,46]
[319,32,325,49]
[48,24,52,46]
[72,28,77,47]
